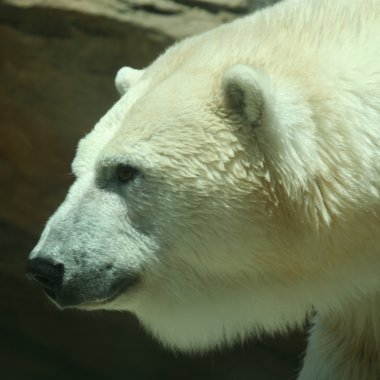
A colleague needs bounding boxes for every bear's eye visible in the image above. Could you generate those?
[116,164,137,184]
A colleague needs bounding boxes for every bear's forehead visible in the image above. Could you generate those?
[107,71,220,142]
[73,50,227,176]
[95,78,246,181]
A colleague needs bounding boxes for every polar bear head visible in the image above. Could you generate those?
[27,19,380,351]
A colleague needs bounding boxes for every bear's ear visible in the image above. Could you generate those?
[115,66,145,95]
[223,64,269,126]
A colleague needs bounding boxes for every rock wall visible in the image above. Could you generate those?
[0,1,305,379]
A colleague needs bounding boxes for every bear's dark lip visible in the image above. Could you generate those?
[54,291,119,310]
[56,275,140,309]
[77,289,124,308]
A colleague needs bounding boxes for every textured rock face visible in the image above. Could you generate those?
[0,1,304,379]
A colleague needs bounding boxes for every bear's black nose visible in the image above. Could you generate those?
[26,258,64,297]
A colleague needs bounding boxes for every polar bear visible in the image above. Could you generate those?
[27,0,380,378]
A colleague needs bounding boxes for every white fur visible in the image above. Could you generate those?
[40,0,380,378]
[115,66,145,95]
[223,64,267,123]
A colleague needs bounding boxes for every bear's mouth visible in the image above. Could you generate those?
[76,284,131,309]
[45,273,141,309]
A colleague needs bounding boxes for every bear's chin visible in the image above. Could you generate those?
[76,280,310,352]
[127,290,309,353]
[137,311,246,352]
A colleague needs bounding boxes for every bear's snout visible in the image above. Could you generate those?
[27,246,141,309]
[26,257,64,301]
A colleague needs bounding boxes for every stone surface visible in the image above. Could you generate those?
[0,0,305,379]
